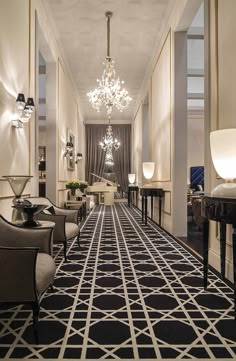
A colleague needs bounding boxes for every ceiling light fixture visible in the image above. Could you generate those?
[87,11,132,116]
[100,117,120,166]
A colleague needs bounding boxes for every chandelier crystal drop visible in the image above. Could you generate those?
[105,147,114,166]
[87,11,132,115]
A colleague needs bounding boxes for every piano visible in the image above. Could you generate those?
[87,173,117,205]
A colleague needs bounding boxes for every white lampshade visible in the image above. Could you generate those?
[128,173,135,184]
[143,162,155,180]
[210,128,236,196]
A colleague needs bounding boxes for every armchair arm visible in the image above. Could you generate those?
[53,206,79,224]
[35,213,66,243]
[0,247,38,303]
[0,216,53,255]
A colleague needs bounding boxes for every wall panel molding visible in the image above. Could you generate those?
[151,30,171,182]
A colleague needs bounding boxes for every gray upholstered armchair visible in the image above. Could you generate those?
[25,197,80,261]
[0,215,56,338]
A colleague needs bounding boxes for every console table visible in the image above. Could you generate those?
[128,185,139,207]
[202,195,236,318]
[140,187,164,226]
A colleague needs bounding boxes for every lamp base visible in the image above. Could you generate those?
[211,182,236,197]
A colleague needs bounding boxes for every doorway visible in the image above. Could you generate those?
[182,2,205,255]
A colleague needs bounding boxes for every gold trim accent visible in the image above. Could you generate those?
[57,58,60,189]
[176,236,203,259]
[149,79,152,161]
[215,0,219,130]
[215,0,221,180]
[151,30,172,182]
[28,0,32,176]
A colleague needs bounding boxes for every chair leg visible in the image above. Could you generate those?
[63,241,67,262]
[77,230,80,247]
[31,302,40,344]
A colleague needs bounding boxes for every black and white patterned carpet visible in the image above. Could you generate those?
[1,203,236,360]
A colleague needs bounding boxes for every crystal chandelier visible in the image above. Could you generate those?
[100,117,120,166]
[87,11,132,115]
[100,124,120,151]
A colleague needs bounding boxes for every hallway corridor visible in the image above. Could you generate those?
[0,203,236,360]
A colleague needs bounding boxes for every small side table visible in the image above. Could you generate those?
[64,200,87,221]
[140,187,164,226]
[128,185,139,207]
[202,195,236,318]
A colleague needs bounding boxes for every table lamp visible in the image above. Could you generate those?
[143,162,155,186]
[128,174,136,185]
[210,128,236,197]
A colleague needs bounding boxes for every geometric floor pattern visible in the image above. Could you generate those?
[0,202,236,360]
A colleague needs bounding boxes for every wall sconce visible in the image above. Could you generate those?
[64,142,74,158]
[75,152,83,164]
[143,162,155,186]
[128,173,136,185]
[12,93,35,128]
[210,128,236,196]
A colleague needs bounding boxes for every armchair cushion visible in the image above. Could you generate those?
[36,253,56,295]
[65,222,79,240]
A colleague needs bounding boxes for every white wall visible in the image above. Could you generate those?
[132,106,143,186]
[0,0,86,218]
[130,0,203,235]
[0,0,31,219]
[207,0,236,282]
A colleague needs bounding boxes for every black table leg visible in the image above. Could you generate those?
[145,196,147,225]
[220,222,226,280]
[159,197,162,226]
[128,190,131,207]
[136,190,138,206]
[151,196,153,219]
[232,225,236,320]
[203,218,209,289]
[142,196,144,222]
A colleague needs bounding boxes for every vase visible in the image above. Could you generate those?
[68,188,77,200]
[2,175,33,222]
[2,175,33,204]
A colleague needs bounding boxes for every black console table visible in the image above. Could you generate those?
[140,187,164,226]
[128,185,139,207]
[202,195,236,318]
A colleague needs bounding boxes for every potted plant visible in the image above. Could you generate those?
[65,180,88,196]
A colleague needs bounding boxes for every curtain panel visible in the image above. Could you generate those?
[85,124,131,192]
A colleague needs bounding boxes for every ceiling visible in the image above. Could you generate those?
[43,0,175,122]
